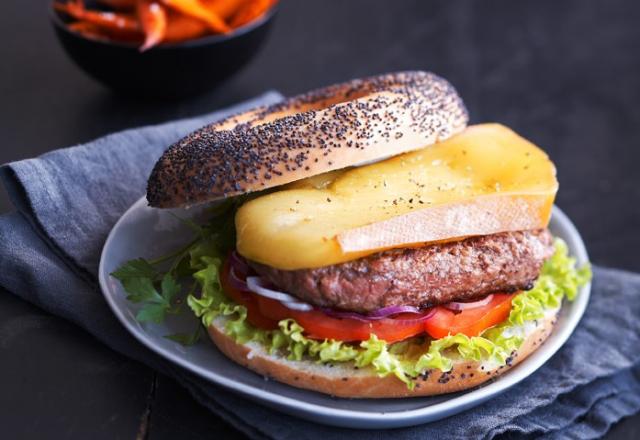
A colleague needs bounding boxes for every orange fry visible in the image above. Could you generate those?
[68,20,143,43]
[164,11,208,42]
[96,0,137,10]
[201,0,246,20]
[68,21,110,40]
[229,0,275,28]
[160,0,230,33]
[137,0,168,51]
[55,1,140,32]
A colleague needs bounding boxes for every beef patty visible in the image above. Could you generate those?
[249,229,554,313]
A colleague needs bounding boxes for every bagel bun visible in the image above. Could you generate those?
[147,71,468,208]
[206,309,558,398]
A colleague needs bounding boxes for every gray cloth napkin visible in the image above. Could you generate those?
[1,92,639,440]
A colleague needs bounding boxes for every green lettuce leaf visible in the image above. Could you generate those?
[187,238,590,388]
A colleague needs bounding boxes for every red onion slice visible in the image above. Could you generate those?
[321,306,436,323]
[396,307,436,323]
[443,294,494,311]
[280,301,314,311]
[245,276,313,311]
[227,266,250,292]
[320,308,376,322]
[229,251,250,277]
[368,305,423,318]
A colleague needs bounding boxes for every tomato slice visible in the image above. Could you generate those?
[423,294,514,339]
[254,292,426,343]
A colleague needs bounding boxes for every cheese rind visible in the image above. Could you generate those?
[338,194,553,252]
[235,124,558,270]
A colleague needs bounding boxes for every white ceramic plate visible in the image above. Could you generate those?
[99,199,590,429]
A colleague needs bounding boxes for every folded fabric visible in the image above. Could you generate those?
[1,92,639,439]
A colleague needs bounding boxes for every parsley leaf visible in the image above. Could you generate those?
[122,277,163,303]
[160,272,181,304]
[115,273,182,324]
[111,258,158,281]
[136,303,169,324]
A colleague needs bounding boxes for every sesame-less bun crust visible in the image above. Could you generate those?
[207,309,558,398]
[147,71,468,208]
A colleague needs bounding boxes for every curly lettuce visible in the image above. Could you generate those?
[187,238,591,388]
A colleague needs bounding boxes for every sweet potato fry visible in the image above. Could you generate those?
[137,0,168,51]
[229,0,275,28]
[201,0,246,20]
[55,0,140,32]
[160,0,230,33]
[68,21,109,40]
[163,11,208,42]
[68,20,143,43]
[96,0,137,10]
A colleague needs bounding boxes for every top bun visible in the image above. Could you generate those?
[147,71,468,208]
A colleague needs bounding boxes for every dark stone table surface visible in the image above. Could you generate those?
[1,0,638,438]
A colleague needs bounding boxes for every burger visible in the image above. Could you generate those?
[115,71,590,398]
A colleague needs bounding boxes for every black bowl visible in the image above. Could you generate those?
[50,1,277,98]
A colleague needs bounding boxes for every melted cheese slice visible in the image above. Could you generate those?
[235,124,558,270]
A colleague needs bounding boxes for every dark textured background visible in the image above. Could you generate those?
[1,0,639,438]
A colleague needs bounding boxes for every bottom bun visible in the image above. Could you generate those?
[207,310,558,398]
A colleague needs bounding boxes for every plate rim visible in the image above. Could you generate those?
[99,198,591,427]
